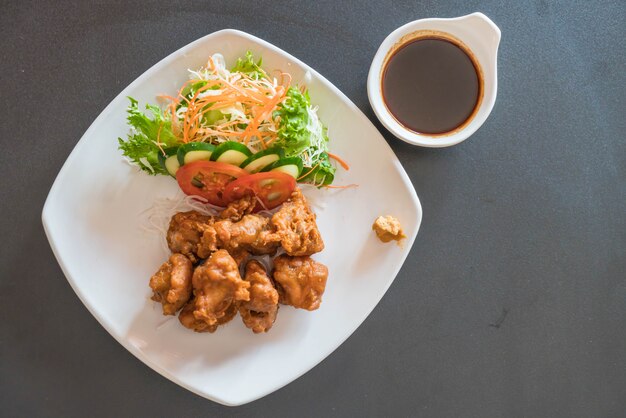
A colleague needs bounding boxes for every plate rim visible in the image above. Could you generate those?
[42,28,423,406]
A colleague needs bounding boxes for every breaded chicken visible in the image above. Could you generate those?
[198,214,280,258]
[219,195,257,222]
[149,253,193,315]
[239,260,279,333]
[178,299,238,333]
[272,254,328,311]
[271,189,324,256]
[166,211,213,263]
[178,250,249,332]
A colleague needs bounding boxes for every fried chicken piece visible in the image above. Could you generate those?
[241,261,278,312]
[198,214,280,257]
[229,248,250,266]
[239,260,279,333]
[167,211,213,263]
[196,225,217,259]
[179,299,237,333]
[196,230,251,263]
[271,189,324,256]
[149,253,193,315]
[219,195,256,222]
[240,306,279,334]
[185,249,250,331]
[272,255,328,311]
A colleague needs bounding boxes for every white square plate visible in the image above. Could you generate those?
[42,30,422,406]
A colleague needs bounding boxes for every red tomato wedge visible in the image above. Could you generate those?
[223,172,296,210]
[176,161,248,206]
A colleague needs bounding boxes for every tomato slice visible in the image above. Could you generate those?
[223,172,296,210]
[176,161,248,206]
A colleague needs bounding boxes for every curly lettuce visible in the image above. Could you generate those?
[300,152,335,185]
[118,97,180,175]
[231,51,265,80]
[273,87,335,185]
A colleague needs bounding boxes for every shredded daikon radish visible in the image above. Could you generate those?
[139,193,220,252]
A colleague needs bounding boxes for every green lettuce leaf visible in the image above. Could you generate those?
[180,80,208,99]
[231,51,265,79]
[301,152,335,185]
[118,97,180,175]
[273,87,312,155]
[273,87,336,185]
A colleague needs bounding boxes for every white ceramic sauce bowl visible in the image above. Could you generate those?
[367,12,501,147]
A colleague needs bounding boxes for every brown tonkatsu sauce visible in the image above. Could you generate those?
[382,35,482,135]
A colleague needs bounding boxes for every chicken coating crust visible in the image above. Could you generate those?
[179,299,237,333]
[167,211,213,263]
[239,305,278,334]
[271,189,324,256]
[219,195,257,222]
[272,255,328,311]
[229,247,250,266]
[149,253,193,315]
[190,249,250,328]
[242,260,279,312]
[239,260,279,333]
[196,231,251,265]
[198,214,280,257]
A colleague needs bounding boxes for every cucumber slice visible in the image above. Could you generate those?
[211,142,252,166]
[177,142,216,165]
[164,156,180,177]
[240,147,284,173]
[157,147,180,177]
[263,157,303,179]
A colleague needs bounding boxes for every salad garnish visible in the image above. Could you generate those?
[118,52,343,189]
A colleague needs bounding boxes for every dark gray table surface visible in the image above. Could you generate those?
[1,1,624,417]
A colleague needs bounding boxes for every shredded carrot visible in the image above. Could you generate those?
[155,124,165,155]
[170,73,286,146]
[327,152,350,170]
[264,136,277,147]
[324,184,359,189]
[157,56,309,162]
[175,80,194,101]
[241,86,286,146]
[297,162,321,181]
